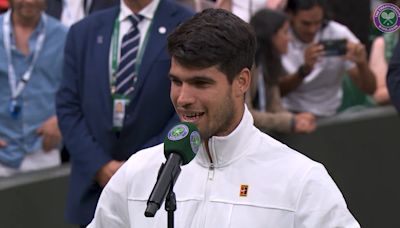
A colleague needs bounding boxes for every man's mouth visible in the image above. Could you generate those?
[180,112,205,122]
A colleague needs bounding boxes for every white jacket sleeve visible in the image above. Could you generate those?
[294,164,361,228]
[87,163,131,228]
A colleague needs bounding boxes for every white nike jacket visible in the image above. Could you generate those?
[88,106,360,228]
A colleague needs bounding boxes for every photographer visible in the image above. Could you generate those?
[279,0,376,117]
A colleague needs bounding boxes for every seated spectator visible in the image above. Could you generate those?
[0,0,67,176]
[248,8,315,133]
[279,0,376,117]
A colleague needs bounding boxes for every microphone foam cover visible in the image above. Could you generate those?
[164,122,201,165]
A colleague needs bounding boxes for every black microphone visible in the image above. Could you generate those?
[144,122,201,217]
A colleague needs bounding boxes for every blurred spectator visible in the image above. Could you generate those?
[193,0,267,21]
[369,32,399,105]
[45,0,119,27]
[56,0,193,226]
[369,0,400,105]
[266,0,287,10]
[387,40,400,112]
[0,0,8,12]
[248,8,315,133]
[190,0,288,22]
[279,0,376,117]
[0,0,67,176]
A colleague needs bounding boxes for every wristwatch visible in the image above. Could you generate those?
[297,65,311,79]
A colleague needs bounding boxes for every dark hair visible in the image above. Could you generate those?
[250,9,288,85]
[167,8,256,83]
[286,0,328,13]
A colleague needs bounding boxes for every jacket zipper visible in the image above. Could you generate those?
[200,140,215,227]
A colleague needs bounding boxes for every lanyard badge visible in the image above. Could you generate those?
[9,99,21,119]
[112,94,130,131]
[3,10,47,119]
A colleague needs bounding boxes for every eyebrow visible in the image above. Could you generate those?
[301,18,323,25]
[169,74,216,84]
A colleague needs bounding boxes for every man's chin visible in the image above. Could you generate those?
[300,36,316,43]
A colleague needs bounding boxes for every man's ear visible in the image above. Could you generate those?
[233,68,251,98]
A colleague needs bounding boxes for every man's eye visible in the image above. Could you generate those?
[171,78,182,86]
[194,81,210,88]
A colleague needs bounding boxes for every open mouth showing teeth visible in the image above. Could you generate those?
[182,112,204,122]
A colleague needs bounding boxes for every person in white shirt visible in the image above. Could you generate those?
[88,8,360,228]
[280,0,376,117]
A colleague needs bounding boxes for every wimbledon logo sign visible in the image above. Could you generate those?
[168,124,189,141]
[373,3,400,33]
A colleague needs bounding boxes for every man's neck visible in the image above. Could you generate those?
[123,0,152,13]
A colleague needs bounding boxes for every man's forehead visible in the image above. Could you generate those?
[171,58,218,73]
[293,6,324,20]
[169,59,229,83]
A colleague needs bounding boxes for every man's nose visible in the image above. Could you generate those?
[308,23,321,36]
[176,84,195,107]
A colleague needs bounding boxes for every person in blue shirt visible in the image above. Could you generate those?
[0,0,67,176]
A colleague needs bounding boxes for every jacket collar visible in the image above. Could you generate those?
[196,105,258,168]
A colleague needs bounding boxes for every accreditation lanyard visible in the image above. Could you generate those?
[3,10,47,102]
[110,18,120,94]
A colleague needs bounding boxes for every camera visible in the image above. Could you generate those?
[319,39,347,56]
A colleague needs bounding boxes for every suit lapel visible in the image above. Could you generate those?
[91,7,120,116]
[139,1,176,77]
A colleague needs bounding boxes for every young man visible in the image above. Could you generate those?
[56,0,193,226]
[0,0,66,176]
[88,8,360,227]
[280,0,376,117]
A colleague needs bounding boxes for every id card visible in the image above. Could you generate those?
[112,95,129,131]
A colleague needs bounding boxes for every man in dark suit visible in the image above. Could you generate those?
[56,0,193,226]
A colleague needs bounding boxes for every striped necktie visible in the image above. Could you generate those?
[115,14,143,96]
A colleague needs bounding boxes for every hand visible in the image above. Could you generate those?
[0,139,7,148]
[304,43,324,71]
[293,112,316,133]
[96,160,125,188]
[36,116,62,152]
[346,42,368,65]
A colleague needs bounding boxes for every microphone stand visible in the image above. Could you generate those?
[165,181,176,228]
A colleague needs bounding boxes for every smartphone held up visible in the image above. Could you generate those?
[319,39,347,56]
